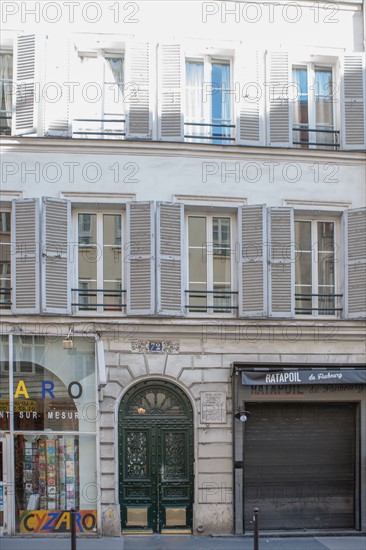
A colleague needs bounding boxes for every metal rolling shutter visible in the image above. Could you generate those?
[244,402,356,531]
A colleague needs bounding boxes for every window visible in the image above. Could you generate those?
[0,211,11,309]
[185,58,234,144]
[73,212,125,312]
[292,64,338,149]
[295,219,341,315]
[186,215,237,313]
[0,52,13,135]
[73,51,125,139]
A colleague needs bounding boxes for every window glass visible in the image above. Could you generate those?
[211,63,231,144]
[0,335,9,430]
[0,53,13,135]
[0,211,11,310]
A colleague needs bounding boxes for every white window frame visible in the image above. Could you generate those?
[294,214,341,318]
[291,60,339,149]
[184,55,234,144]
[185,211,237,316]
[0,49,13,136]
[0,208,11,312]
[73,208,125,315]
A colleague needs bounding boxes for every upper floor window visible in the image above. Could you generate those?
[0,211,11,309]
[185,58,234,145]
[186,214,237,314]
[292,65,339,150]
[73,212,125,312]
[0,52,13,136]
[73,52,125,139]
[295,219,341,316]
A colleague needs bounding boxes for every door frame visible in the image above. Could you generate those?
[0,435,13,535]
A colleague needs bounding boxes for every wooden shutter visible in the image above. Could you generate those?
[41,198,71,314]
[126,42,151,139]
[266,52,290,147]
[11,198,40,313]
[238,205,267,317]
[158,44,183,141]
[13,34,38,136]
[157,202,184,316]
[126,202,155,315]
[44,36,71,137]
[341,54,366,150]
[268,207,294,317]
[344,207,366,318]
[237,51,263,146]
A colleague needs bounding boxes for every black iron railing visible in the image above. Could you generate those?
[295,293,343,315]
[0,114,12,135]
[72,288,126,311]
[184,121,235,143]
[72,118,126,138]
[0,287,11,308]
[292,126,340,149]
[185,289,238,313]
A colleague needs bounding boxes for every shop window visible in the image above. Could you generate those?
[0,211,11,310]
[292,64,339,149]
[73,212,125,312]
[72,51,125,139]
[185,58,234,144]
[295,219,341,315]
[186,214,237,314]
[0,52,13,136]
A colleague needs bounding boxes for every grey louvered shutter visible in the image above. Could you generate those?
[157,202,184,316]
[344,207,366,318]
[267,52,290,147]
[341,54,366,150]
[126,42,151,139]
[44,36,71,137]
[11,199,40,313]
[158,44,183,140]
[237,51,263,146]
[268,207,294,317]
[13,34,38,136]
[41,198,71,314]
[238,205,267,317]
[126,202,155,315]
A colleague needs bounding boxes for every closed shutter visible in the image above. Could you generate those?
[341,54,366,150]
[126,202,155,315]
[238,205,267,317]
[13,34,38,136]
[126,42,151,139]
[268,207,294,317]
[41,198,71,314]
[11,198,40,313]
[158,44,183,141]
[44,36,71,137]
[237,51,263,146]
[344,207,366,318]
[266,51,290,147]
[157,202,184,316]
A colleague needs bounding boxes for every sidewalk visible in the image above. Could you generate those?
[1,534,365,550]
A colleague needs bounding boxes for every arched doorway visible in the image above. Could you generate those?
[118,380,194,533]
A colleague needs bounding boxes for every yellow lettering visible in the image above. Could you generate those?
[14,380,29,399]
[55,511,70,531]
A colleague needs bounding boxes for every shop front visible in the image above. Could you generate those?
[233,365,366,534]
[0,334,99,535]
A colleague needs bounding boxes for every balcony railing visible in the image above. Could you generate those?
[72,288,126,311]
[295,293,343,315]
[0,113,12,136]
[292,126,340,149]
[185,289,238,313]
[0,287,11,309]
[72,118,126,139]
[184,121,236,144]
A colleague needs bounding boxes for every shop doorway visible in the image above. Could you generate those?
[118,380,194,533]
[0,437,8,534]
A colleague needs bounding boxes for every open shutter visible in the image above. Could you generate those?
[268,207,294,317]
[11,198,40,313]
[158,44,183,141]
[126,202,155,315]
[344,207,366,318]
[41,198,71,314]
[237,51,263,146]
[125,42,151,139]
[44,36,71,137]
[341,54,366,150]
[157,202,184,316]
[238,205,267,317]
[266,51,290,147]
[12,34,38,136]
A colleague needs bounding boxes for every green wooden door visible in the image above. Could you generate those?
[119,381,194,533]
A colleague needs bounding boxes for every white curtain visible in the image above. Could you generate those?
[0,54,13,128]
[185,61,204,140]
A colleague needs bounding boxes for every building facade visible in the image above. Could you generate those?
[0,0,365,537]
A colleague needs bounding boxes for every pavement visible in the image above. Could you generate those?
[0,534,366,550]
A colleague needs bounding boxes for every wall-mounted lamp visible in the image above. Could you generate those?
[63,328,74,349]
[234,408,251,422]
